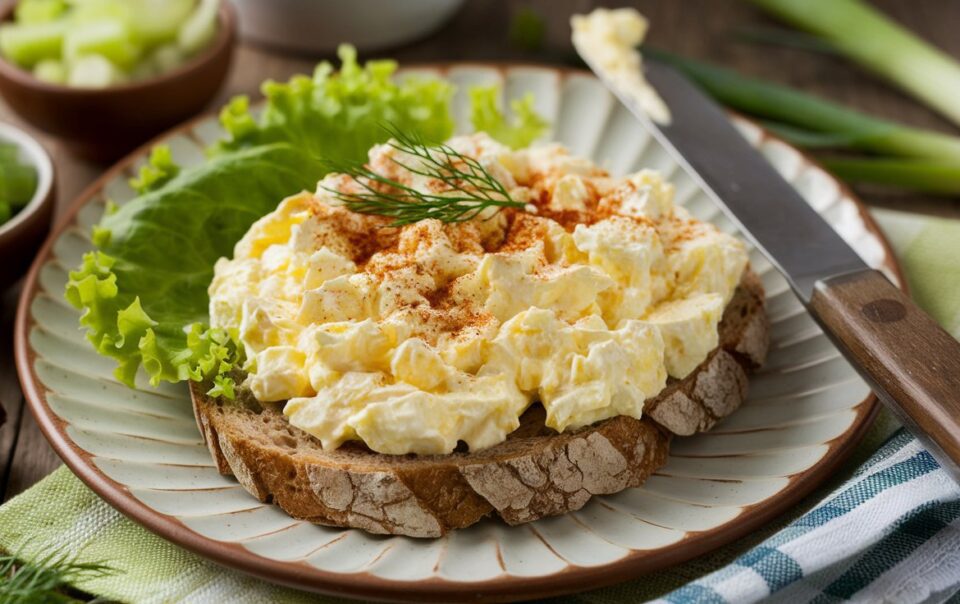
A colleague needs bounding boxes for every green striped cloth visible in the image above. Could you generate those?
[0,207,957,603]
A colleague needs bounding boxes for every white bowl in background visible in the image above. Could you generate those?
[230,0,466,54]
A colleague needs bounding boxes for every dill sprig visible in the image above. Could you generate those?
[321,127,527,226]
[0,545,120,604]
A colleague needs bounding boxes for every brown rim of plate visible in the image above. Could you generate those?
[0,1,236,94]
[14,63,902,603]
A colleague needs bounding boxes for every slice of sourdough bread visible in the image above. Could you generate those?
[190,268,768,537]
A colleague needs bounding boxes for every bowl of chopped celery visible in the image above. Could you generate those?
[0,0,236,161]
[0,121,54,289]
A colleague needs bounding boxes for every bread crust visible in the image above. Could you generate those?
[191,269,767,537]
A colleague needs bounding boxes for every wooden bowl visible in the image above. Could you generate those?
[0,121,55,290]
[0,2,236,162]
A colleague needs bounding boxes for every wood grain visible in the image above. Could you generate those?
[811,269,960,478]
[0,284,24,502]
[0,0,958,501]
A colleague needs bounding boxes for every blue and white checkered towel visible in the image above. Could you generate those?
[657,429,960,604]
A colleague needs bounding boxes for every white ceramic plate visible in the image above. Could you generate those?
[16,65,900,602]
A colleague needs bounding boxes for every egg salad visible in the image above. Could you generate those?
[572,7,671,124]
[208,133,747,455]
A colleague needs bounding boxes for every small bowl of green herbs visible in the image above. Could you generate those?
[0,121,54,289]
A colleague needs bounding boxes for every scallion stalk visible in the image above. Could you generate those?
[732,26,837,55]
[750,0,960,128]
[645,48,960,163]
[759,122,861,149]
[820,157,960,195]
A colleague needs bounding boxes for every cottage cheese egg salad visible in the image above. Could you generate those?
[208,133,747,456]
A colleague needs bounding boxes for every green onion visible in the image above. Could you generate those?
[750,0,960,129]
[509,7,546,52]
[820,157,960,195]
[759,122,861,149]
[732,26,837,55]
[645,48,960,163]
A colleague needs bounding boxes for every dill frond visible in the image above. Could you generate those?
[0,545,119,604]
[322,127,527,227]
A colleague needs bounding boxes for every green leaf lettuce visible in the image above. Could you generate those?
[469,85,548,149]
[211,45,456,163]
[67,144,324,389]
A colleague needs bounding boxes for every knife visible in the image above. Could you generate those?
[580,55,960,481]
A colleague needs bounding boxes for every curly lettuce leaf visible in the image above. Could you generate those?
[211,44,456,164]
[129,145,179,195]
[66,144,324,389]
[469,85,549,149]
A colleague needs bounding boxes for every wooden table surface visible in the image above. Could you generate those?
[1,0,958,504]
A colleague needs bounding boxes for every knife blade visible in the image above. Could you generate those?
[580,54,960,482]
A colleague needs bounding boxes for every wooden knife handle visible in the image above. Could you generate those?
[811,269,960,471]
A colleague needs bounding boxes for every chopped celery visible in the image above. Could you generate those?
[178,0,218,56]
[128,59,157,81]
[149,43,184,74]
[0,0,219,87]
[33,58,66,83]
[64,19,140,70]
[67,54,124,88]
[126,0,195,45]
[15,0,69,24]
[0,21,65,68]
[67,0,126,25]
